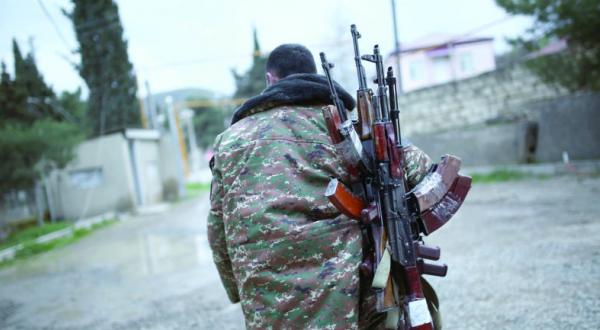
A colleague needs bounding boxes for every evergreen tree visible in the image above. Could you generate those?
[12,39,59,122]
[0,61,27,123]
[58,88,88,128]
[496,0,600,91]
[232,29,267,99]
[191,103,225,150]
[66,0,141,135]
[0,45,84,194]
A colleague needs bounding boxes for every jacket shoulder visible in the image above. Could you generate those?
[215,105,330,152]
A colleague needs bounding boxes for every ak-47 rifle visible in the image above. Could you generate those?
[319,25,472,330]
[351,24,373,140]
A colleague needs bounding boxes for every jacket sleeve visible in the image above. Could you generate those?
[403,145,433,189]
[207,157,240,303]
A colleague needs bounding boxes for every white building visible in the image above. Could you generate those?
[387,34,496,92]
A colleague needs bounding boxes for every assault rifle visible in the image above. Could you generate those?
[351,24,373,140]
[320,25,472,330]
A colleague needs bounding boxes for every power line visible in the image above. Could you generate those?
[138,39,351,72]
[394,15,515,55]
[36,0,73,51]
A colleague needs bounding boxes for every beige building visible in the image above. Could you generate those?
[47,129,181,220]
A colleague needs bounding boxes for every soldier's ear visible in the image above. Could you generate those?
[266,71,279,86]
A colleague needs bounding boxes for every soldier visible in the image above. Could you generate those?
[207,44,433,329]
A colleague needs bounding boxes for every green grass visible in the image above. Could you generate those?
[186,182,210,199]
[0,219,117,268]
[0,222,71,250]
[470,169,549,183]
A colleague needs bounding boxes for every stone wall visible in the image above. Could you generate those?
[409,93,600,166]
[399,63,567,135]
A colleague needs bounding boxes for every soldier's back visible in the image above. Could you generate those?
[212,105,363,329]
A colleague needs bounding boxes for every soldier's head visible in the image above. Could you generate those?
[266,43,317,86]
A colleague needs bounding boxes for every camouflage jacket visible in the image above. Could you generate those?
[208,103,432,329]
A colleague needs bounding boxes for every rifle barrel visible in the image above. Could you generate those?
[319,52,348,122]
[351,24,368,90]
[386,67,402,146]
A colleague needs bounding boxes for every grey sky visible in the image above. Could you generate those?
[0,0,532,97]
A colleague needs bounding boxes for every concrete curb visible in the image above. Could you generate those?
[463,160,600,176]
[0,211,119,263]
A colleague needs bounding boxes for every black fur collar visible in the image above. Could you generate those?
[231,73,356,125]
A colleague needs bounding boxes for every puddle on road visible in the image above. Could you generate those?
[135,232,213,276]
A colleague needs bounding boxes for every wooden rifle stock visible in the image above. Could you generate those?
[321,105,344,144]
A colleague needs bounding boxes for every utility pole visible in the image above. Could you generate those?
[390,0,403,94]
[165,96,187,198]
[145,81,157,130]
[180,108,200,173]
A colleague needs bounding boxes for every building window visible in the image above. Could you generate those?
[409,60,425,81]
[69,167,104,189]
[459,52,474,73]
[432,56,452,84]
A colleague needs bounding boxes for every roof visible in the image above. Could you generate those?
[390,34,494,55]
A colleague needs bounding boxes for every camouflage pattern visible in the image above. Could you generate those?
[208,104,432,329]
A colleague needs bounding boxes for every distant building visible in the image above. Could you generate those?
[387,34,496,92]
[46,129,182,220]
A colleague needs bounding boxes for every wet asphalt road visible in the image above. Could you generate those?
[0,195,245,330]
[1,175,599,329]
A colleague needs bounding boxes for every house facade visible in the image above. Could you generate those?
[387,35,496,92]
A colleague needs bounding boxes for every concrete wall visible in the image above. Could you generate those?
[399,63,568,135]
[410,121,534,167]
[528,93,600,162]
[158,135,183,199]
[55,133,136,219]
[131,140,163,205]
[409,93,600,166]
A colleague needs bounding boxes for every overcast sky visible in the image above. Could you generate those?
[0,0,533,97]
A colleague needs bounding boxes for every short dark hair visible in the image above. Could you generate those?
[266,44,317,78]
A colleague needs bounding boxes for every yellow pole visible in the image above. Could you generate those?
[174,107,190,177]
[139,97,148,128]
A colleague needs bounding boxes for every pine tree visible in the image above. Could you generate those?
[232,28,267,99]
[0,61,27,122]
[0,45,84,194]
[12,39,58,122]
[66,0,141,135]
